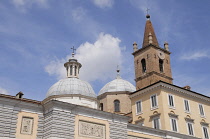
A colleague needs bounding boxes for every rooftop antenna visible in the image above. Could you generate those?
[71,46,76,57]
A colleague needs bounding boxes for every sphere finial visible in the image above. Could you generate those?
[116,65,121,79]
[71,46,76,57]
[146,8,150,19]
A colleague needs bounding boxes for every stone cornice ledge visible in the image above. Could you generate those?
[43,100,130,122]
[130,81,210,103]
[0,96,43,113]
[128,124,201,139]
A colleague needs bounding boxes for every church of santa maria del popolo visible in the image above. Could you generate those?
[1,14,210,139]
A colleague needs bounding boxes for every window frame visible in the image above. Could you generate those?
[152,117,161,129]
[186,122,194,136]
[99,103,103,111]
[170,117,178,132]
[202,126,209,139]
[114,99,120,112]
[150,94,158,109]
[136,100,142,115]
[141,59,146,73]
[184,99,190,113]
[159,59,164,72]
[168,94,175,108]
[199,103,205,117]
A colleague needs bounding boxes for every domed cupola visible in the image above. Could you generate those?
[45,47,97,109]
[97,67,135,114]
[98,68,136,96]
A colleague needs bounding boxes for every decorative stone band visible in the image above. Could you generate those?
[78,120,106,139]
[20,117,34,135]
[168,113,179,118]
[149,113,161,119]
[185,117,194,123]
[200,122,209,127]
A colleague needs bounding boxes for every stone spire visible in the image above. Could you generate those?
[142,14,159,48]
[64,47,82,78]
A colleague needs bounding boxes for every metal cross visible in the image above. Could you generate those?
[146,8,150,14]
[71,46,76,54]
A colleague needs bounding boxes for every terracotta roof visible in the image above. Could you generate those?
[142,16,159,48]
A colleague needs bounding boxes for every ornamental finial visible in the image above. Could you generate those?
[71,46,76,57]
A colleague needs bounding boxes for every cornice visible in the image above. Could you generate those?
[0,96,43,112]
[128,123,200,139]
[43,100,130,122]
[132,44,171,56]
[130,81,210,104]
[135,71,173,82]
[42,94,98,105]
[97,91,131,100]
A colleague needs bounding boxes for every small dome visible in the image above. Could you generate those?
[98,78,136,96]
[46,78,96,98]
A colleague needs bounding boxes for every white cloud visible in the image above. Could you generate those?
[0,87,9,95]
[45,32,122,82]
[12,0,48,12]
[180,51,209,60]
[72,7,86,22]
[45,58,66,79]
[92,0,114,8]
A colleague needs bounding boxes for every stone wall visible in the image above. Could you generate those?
[43,109,75,139]
[109,120,128,139]
[0,106,18,138]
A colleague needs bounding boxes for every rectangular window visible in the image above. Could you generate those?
[187,122,194,136]
[171,118,178,132]
[153,117,160,129]
[168,94,174,107]
[136,100,142,114]
[151,94,158,108]
[203,126,209,139]
[184,99,190,112]
[199,104,205,116]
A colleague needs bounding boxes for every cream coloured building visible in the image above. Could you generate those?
[0,14,208,139]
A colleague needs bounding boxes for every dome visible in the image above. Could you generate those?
[98,77,136,96]
[46,78,96,98]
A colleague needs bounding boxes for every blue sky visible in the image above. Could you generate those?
[0,0,210,101]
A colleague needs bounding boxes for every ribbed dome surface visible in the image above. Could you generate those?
[46,78,96,98]
[98,78,136,96]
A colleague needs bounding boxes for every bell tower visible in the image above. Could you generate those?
[133,14,173,89]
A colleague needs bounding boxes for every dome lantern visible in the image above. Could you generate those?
[64,46,82,78]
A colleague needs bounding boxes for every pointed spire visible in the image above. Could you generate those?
[116,65,121,79]
[142,14,159,48]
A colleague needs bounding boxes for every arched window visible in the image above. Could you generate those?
[100,103,103,111]
[141,59,146,73]
[159,59,164,72]
[70,65,72,75]
[114,100,120,112]
[75,66,77,76]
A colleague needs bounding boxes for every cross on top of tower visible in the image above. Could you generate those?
[146,8,150,19]
[71,46,76,57]
[146,8,150,14]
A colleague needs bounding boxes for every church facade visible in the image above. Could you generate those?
[0,14,209,139]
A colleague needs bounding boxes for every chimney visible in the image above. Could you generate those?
[16,91,24,99]
[183,86,191,90]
